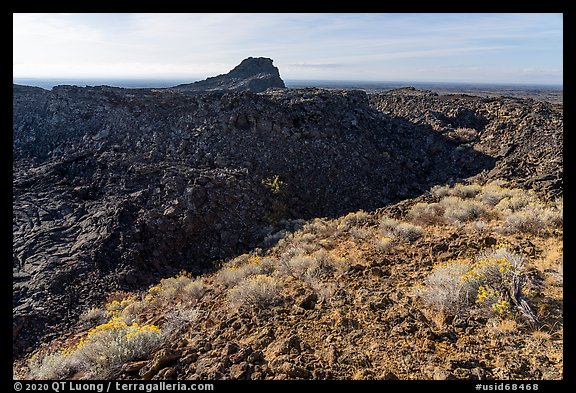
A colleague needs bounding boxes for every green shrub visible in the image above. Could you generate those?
[262,175,286,194]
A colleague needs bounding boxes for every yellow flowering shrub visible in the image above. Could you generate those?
[417,247,529,319]
[105,295,136,318]
[27,316,161,379]
[476,285,511,316]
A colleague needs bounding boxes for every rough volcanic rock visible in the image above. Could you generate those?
[369,88,563,198]
[172,57,285,93]
[12,82,562,358]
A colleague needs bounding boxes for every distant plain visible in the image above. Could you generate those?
[13,78,563,104]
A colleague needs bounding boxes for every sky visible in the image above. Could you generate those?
[13,13,563,85]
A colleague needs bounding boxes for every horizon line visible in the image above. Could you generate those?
[13,77,563,88]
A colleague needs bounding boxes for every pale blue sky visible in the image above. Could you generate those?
[13,13,563,84]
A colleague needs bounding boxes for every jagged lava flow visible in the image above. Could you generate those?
[13,58,562,378]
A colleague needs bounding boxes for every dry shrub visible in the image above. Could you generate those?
[416,260,477,315]
[500,203,562,235]
[348,226,373,241]
[373,235,395,252]
[393,222,423,241]
[228,274,281,311]
[216,255,275,287]
[162,305,200,336]
[281,254,317,278]
[279,231,322,255]
[431,184,452,198]
[27,317,162,379]
[407,202,444,225]
[440,196,487,223]
[306,277,337,305]
[475,182,514,206]
[79,307,107,327]
[145,272,205,304]
[417,247,532,320]
[337,210,371,231]
[450,183,483,198]
[378,215,423,241]
[379,216,400,231]
[303,217,341,238]
[431,183,482,199]
[280,248,343,279]
[421,181,562,236]
[495,193,534,212]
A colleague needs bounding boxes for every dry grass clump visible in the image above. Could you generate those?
[216,255,276,287]
[417,246,534,321]
[228,274,281,311]
[499,203,563,235]
[410,182,562,236]
[373,235,395,252]
[337,210,371,231]
[407,202,444,225]
[379,216,423,242]
[475,181,516,206]
[139,271,205,312]
[488,318,519,335]
[280,248,344,279]
[441,196,488,223]
[431,183,482,199]
[79,307,107,327]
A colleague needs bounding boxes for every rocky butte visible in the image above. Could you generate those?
[172,56,285,93]
[13,58,562,380]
